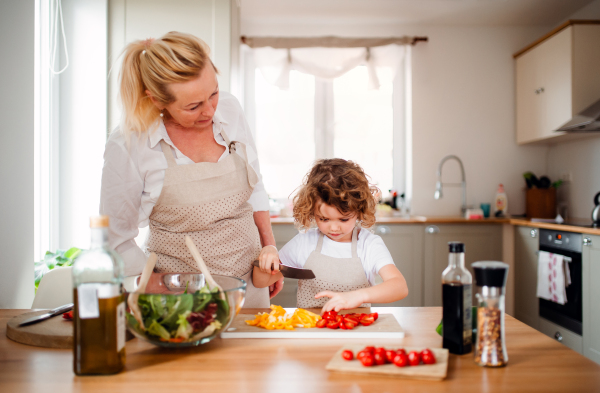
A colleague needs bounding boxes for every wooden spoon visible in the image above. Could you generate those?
[184,235,224,294]
[127,252,157,329]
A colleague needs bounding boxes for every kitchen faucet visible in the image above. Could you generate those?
[434,155,467,216]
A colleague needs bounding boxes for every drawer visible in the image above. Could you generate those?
[539,317,583,354]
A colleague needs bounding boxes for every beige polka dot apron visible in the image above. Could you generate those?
[146,129,269,308]
[297,227,371,308]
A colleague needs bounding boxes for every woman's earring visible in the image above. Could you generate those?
[159,110,164,118]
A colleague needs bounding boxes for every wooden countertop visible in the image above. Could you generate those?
[2,307,599,392]
[271,216,600,235]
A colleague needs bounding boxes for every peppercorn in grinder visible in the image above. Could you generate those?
[472,261,509,367]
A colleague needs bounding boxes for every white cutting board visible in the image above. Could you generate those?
[220,313,404,339]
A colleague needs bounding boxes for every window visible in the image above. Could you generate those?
[252,64,396,202]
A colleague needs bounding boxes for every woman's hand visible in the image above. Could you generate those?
[258,245,280,274]
[269,277,284,299]
[315,290,366,313]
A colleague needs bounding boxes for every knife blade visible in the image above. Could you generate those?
[252,260,316,280]
[19,303,74,327]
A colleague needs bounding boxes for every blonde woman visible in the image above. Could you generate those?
[100,32,282,306]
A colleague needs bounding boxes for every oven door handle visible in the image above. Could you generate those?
[535,250,572,263]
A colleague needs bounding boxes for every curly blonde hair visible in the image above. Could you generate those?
[292,159,380,230]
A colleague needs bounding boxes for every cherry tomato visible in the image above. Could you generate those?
[375,347,386,354]
[322,310,338,321]
[341,350,354,361]
[360,316,375,325]
[370,312,379,321]
[344,321,355,330]
[359,321,373,326]
[421,348,433,356]
[360,355,374,367]
[344,316,359,325]
[421,351,436,365]
[408,351,421,366]
[357,350,370,359]
[385,349,397,363]
[316,319,327,328]
[395,348,406,356]
[339,322,348,330]
[327,320,340,329]
[393,353,409,367]
[374,352,386,366]
[363,346,375,354]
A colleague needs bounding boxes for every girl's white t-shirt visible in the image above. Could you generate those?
[278,228,395,286]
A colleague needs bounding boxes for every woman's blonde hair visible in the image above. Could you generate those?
[118,31,218,135]
[292,158,380,231]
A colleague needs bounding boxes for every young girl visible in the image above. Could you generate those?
[256,158,408,312]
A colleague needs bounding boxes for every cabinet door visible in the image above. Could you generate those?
[583,235,600,364]
[514,226,540,329]
[516,44,544,144]
[371,224,424,307]
[423,224,502,307]
[539,26,572,135]
[270,225,300,307]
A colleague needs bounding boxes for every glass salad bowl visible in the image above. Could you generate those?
[124,273,246,348]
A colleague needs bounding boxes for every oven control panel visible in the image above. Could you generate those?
[539,229,582,253]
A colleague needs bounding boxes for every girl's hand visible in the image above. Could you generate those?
[258,245,280,274]
[269,277,284,299]
[315,290,365,313]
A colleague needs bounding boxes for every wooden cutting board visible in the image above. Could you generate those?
[6,310,134,349]
[326,345,449,381]
[220,313,404,339]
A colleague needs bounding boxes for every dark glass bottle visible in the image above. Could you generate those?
[72,216,125,375]
[442,242,472,354]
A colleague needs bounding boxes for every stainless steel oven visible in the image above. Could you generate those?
[538,229,582,336]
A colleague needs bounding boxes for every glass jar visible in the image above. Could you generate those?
[472,261,509,367]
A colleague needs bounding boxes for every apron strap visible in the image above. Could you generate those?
[351,227,359,259]
[159,140,177,168]
[220,128,259,188]
[315,230,325,253]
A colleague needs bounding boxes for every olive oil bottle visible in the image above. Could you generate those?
[72,216,125,375]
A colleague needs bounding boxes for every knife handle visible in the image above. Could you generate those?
[252,259,283,272]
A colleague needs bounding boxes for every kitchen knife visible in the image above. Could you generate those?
[252,260,316,280]
[19,303,74,327]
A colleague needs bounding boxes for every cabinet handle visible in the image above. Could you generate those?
[583,237,592,246]
[425,225,440,234]
[554,332,563,342]
[375,225,391,236]
[535,87,545,95]
[530,229,538,238]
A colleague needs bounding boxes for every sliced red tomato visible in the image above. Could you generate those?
[316,319,327,328]
[326,320,340,329]
[393,353,409,367]
[339,321,348,330]
[344,316,359,325]
[343,321,355,330]
[370,312,379,321]
[322,311,338,321]
[359,320,373,326]
[341,350,354,361]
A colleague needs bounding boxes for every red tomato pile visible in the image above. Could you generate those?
[342,346,436,367]
[316,310,378,330]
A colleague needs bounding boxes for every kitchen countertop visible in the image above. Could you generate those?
[2,307,599,392]
[271,216,600,235]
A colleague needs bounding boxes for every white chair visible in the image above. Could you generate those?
[32,266,73,309]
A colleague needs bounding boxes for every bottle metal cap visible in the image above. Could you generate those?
[472,261,509,287]
[448,242,464,253]
[90,215,109,228]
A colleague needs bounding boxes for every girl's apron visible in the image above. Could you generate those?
[145,128,269,308]
[296,228,371,308]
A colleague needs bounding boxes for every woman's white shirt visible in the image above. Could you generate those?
[278,228,395,286]
[100,92,270,277]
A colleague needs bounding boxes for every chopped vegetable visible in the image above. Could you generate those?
[244,305,322,330]
[320,311,378,330]
[345,346,437,368]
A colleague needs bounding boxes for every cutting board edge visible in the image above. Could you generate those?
[220,332,405,339]
[324,365,447,382]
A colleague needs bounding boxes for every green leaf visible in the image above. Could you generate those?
[64,247,81,260]
[147,320,171,340]
[161,294,193,332]
[192,293,212,313]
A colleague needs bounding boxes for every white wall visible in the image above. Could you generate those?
[0,1,35,308]
[547,0,600,220]
[241,21,551,216]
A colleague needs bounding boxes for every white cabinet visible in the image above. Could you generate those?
[514,226,540,329]
[515,22,600,144]
[423,224,503,307]
[371,224,424,307]
[583,234,600,364]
